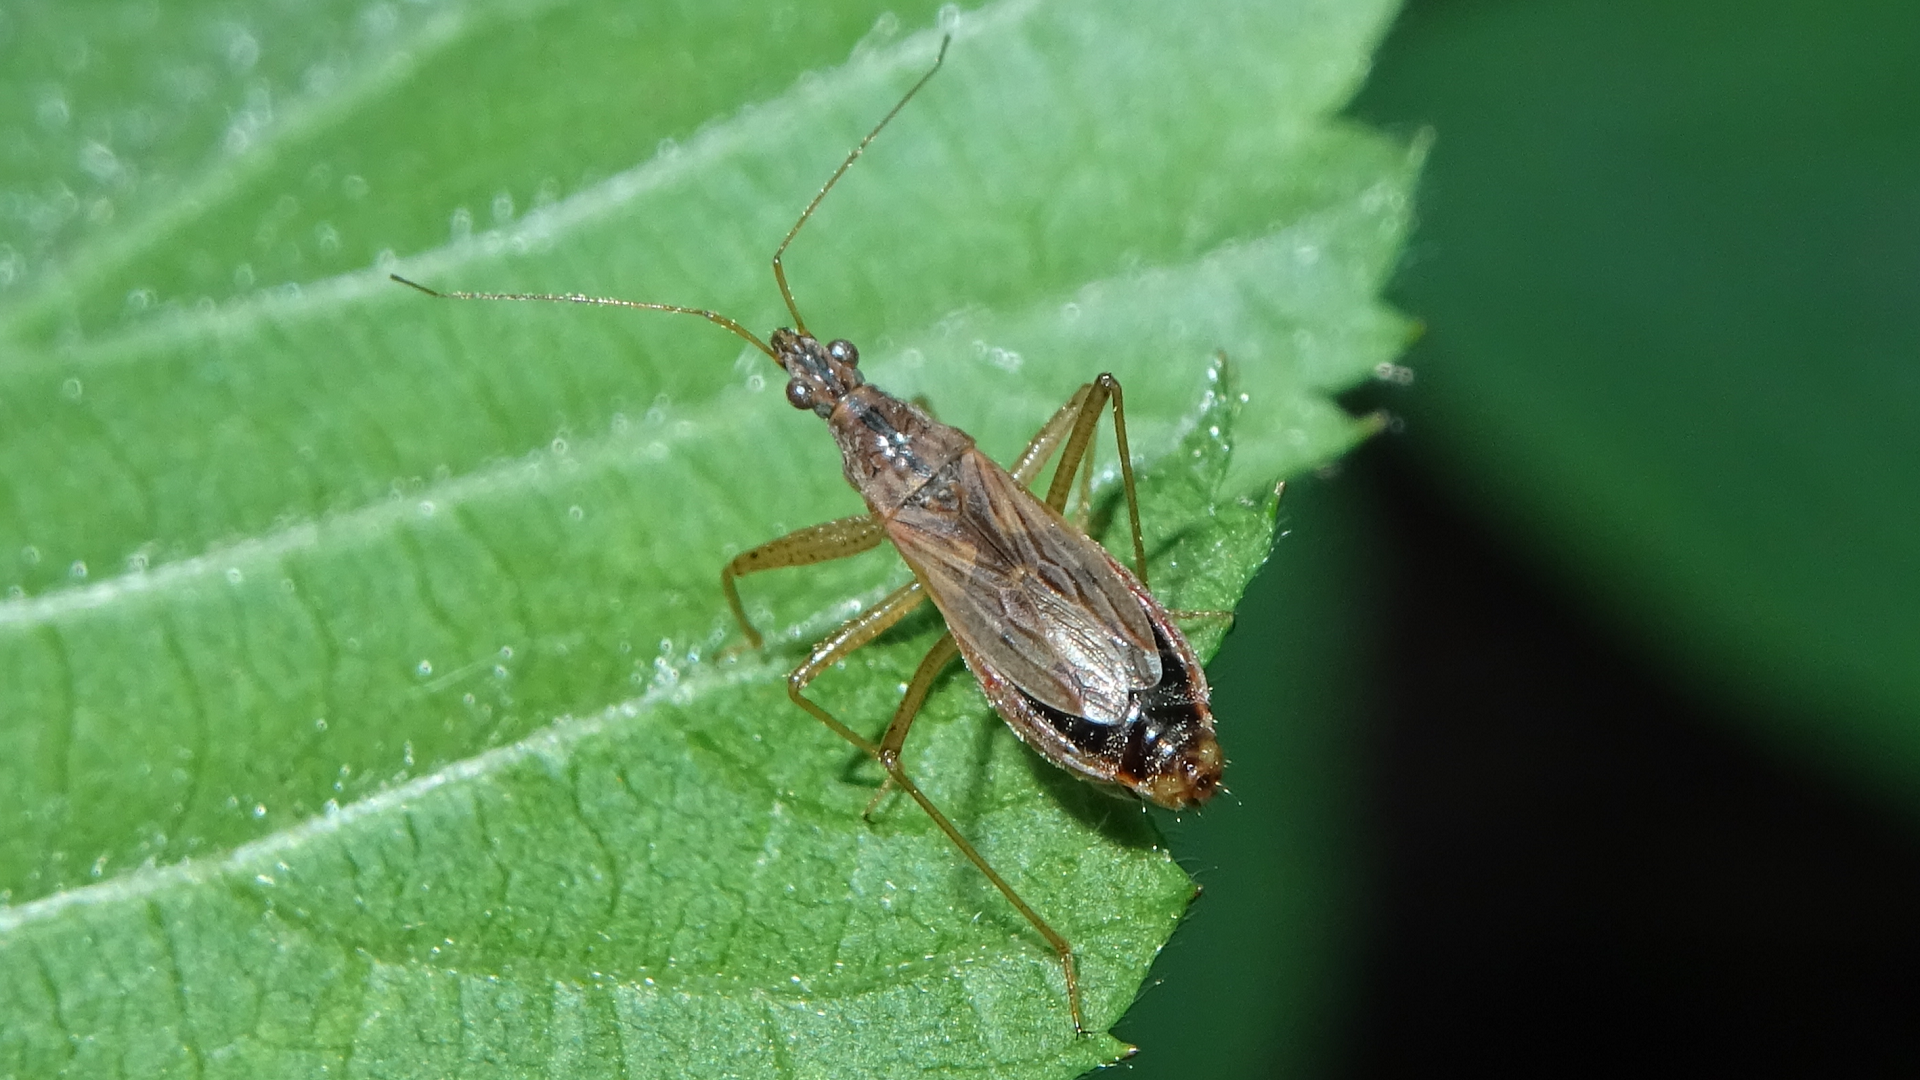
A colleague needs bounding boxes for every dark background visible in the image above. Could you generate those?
[1121,0,1920,1074]
[1338,441,1920,1076]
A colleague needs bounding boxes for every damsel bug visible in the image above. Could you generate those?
[392,37,1223,1032]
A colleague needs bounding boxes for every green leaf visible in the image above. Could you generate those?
[0,0,1414,1075]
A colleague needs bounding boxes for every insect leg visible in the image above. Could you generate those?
[721,514,886,648]
[785,580,927,750]
[1073,444,1095,530]
[858,632,962,818]
[793,611,1088,1032]
[1042,375,1150,586]
[1007,384,1095,487]
[888,771,1086,1031]
[864,631,1087,1034]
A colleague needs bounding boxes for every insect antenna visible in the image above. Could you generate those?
[389,273,777,360]
[770,34,951,337]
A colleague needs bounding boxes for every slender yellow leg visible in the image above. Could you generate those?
[721,513,886,648]
[874,634,961,760]
[1008,384,1094,487]
[860,633,962,818]
[791,605,1088,1033]
[1073,443,1095,530]
[785,580,927,749]
[875,701,1087,1033]
[1039,375,1150,586]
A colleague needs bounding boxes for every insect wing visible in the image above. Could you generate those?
[885,447,1162,725]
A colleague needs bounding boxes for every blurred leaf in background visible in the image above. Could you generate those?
[1296,0,1919,1073]
[1137,0,1920,1073]
[0,0,1416,1076]
[1352,0,1920,801]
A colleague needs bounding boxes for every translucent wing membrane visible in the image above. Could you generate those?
[886,449,1161,725]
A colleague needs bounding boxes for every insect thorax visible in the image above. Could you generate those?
[830,386,973,514]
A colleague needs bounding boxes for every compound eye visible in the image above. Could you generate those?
[785,380,815,411]
[827,339,859,366]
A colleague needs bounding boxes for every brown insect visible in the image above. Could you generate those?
[392,36,1222,1032]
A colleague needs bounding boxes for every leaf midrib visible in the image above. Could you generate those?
[0,663,765,936]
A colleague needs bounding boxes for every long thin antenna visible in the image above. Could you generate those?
[772,34,951,336]
[389,274,776,359]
